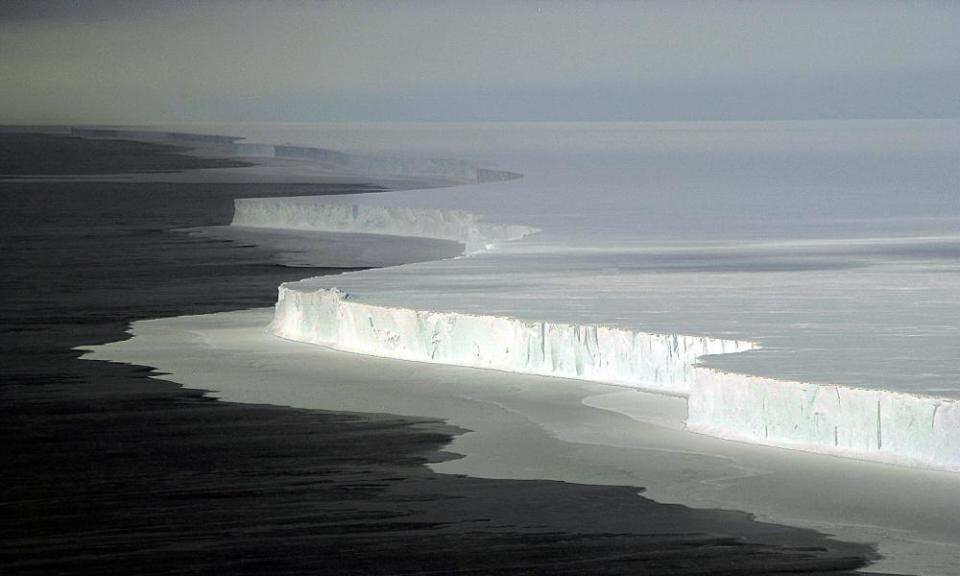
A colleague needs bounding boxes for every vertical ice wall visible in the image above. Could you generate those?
[202,122,960,474]
[246,194,960,473]
[231,198,539,253]
[687,368,960,471]
[273,284,960,472]
[271,285,756,396]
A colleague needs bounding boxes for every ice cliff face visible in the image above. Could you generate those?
[271,285,755,396]
[273,283,960,472]
[687,368,960,471]
[248,193,960,473]
[232,198,539,253]
[71,128,520,185]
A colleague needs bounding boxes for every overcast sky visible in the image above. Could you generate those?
[2,0,958,123]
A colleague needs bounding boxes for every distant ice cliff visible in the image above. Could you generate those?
[232,198,538,253]
[72,127,521,184]
[272,285,754,396]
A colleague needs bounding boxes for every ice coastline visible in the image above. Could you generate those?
[84,308,960,576]
[232,129,960,473]
[272,284,754,396]
[189,119,960,474]
[78,121,960,574]
[206,123,960,470]
[70,127,522,185]
[272,273,960,473]
[232,197,538,254]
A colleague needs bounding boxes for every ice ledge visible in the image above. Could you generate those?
[272,285,960,473]
[687,368,960,472]
[271,285,755,396]
[232,198,540,253]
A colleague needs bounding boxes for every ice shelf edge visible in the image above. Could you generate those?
[271,285,757,396]
[687,367,960,472]
[272,284,960,473]
[231,198,540,253]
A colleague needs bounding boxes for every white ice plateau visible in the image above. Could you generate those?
[88,121,960,472]
[79,120,960,574]
[194,120,960,474]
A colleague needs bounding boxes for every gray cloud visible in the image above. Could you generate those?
[2,0,958,123]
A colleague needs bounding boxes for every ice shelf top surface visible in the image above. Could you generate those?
[176,120,960,395]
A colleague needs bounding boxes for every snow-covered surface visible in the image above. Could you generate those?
[176,120,960,471]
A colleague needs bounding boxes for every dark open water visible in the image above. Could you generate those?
[0,133,886,575]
